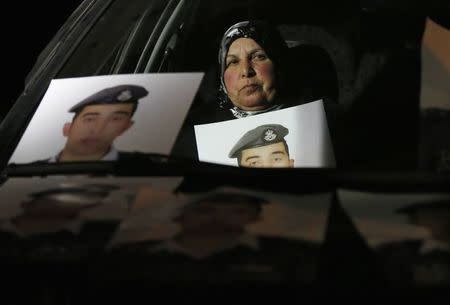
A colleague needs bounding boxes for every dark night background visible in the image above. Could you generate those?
[2,1,84,118]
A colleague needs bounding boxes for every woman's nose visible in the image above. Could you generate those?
[240,59,255,78]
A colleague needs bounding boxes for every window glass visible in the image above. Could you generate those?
[20,0,449,172]
[58,0,168,78]
[164,0,450,171]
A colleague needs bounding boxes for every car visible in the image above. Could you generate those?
[0,0,449,303]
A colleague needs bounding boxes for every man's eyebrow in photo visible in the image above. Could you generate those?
[245,155,261,162]
[81,112,100,117]
[112,111,133,116]
[271,151,286,155]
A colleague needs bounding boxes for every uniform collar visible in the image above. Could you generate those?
[49,146,119,163]
[101,146,119,161]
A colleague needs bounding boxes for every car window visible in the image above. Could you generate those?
[1,0,449,173]
[162,0,450,171]
[57,0,169,77]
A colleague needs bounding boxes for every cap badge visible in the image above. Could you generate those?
[264,129,277,142]
[117,90,133,102]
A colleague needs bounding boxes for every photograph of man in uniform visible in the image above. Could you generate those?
[51,84,148,162]
[194,100,335,168]
[148,192,267,259]
[338,190,450,286]
[229,124,294,168]
[9,73,205,165]
[130,191,322,283]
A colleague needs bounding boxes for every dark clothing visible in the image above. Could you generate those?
[108,236,321,285]
[418,108,450,172]
[376,239,450,287]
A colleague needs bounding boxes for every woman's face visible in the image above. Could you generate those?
[224,38,277,111]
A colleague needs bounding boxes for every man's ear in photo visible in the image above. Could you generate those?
[63,122,72,137]
[289,159,294,168]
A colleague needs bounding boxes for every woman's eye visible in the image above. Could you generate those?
[253,53,267,61]
[226,59,238,67]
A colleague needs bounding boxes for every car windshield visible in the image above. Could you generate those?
[0,0,449,176]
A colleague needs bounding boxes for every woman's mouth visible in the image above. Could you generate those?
[240,84,260,93]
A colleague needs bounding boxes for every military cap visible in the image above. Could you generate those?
[229,124,289,158]
[68,84,149,113]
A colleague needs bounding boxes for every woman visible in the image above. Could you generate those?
[217,20,297,119]
[172,20,336,159]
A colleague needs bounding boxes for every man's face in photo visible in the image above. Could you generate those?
[239,142,294,168]
[63,103,134,158]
